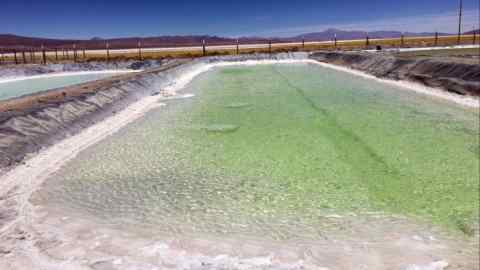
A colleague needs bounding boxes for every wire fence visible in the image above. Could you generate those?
[0,32,478,65]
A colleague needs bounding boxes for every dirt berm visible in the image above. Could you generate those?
[310,51,480,96]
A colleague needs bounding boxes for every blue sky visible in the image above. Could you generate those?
[1,0,479,39]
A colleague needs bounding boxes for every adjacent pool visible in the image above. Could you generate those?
[0,71,135,101]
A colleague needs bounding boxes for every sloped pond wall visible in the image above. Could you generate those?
[310,51,480,96]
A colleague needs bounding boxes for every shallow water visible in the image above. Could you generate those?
[0,72,122,101]
[37,63,479,241]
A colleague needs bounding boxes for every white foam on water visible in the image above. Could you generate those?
[0,69,141,84]
[160,93,196,100]
[405,260,449,270]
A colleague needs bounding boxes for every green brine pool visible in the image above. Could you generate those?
[0,71,131,101]
[37,63,479,241]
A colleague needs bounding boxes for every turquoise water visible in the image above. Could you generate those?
[37,63,479,240]
[0,72,119,101]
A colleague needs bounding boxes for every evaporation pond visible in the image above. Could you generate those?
[0,72,124,101]
[37,63,479,240]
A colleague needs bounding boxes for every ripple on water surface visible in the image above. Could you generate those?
[36,64,479,242]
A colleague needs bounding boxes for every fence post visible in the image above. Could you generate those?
[268,40,272,54]
[473,30,477,45]
[55,48,58,61]
[83,48,86,60]
[302,37,305,49]
[202,39,206,56]
[22,50,27,64]
[106,41,110,62]
[366,35,370,47]
[334,34,337,49]
[14,49,18,64]
[236,39,239,54]
[74,44,79,62]
[41,44,47,65]
[66,48,69,60]
[434,32,438,46]
[401,34,404,47]
[0,51,3,65]
[137,39,142,60]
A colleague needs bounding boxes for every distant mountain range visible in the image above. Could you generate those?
[0,28,475,50]
[293,28,454,41]
[464,29,480,35]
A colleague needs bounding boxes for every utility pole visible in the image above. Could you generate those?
[457,0,463,45]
